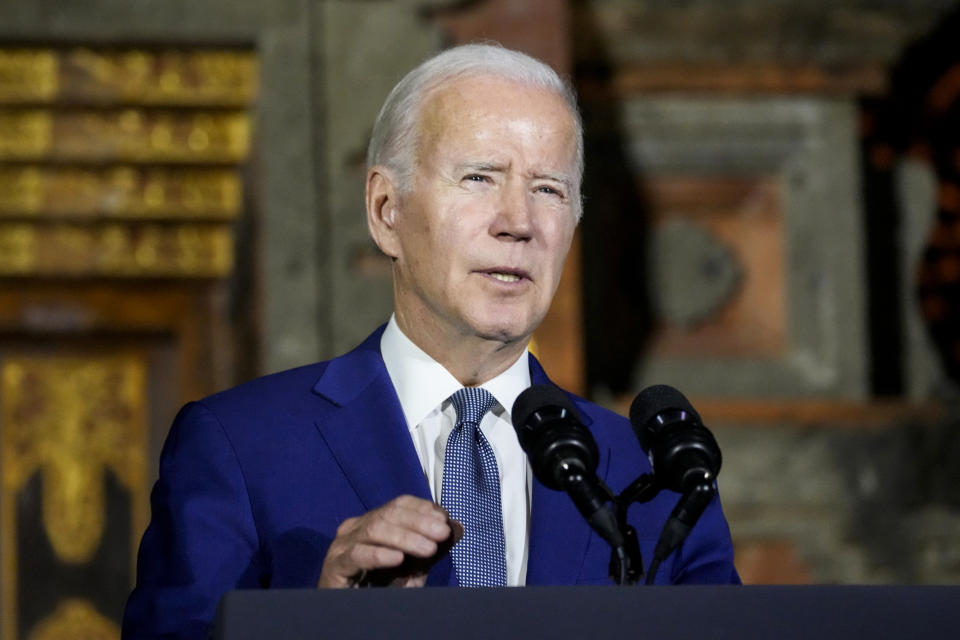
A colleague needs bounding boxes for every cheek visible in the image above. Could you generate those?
[544,218,576,261]
[404,228,458,286]
[395,209,437,260]
[431,214,478,255]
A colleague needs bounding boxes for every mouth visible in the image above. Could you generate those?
[479,267,530,284]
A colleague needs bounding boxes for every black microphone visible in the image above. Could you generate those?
[629,385,722,583]
[629,384,721,494]
[512,385,624,550]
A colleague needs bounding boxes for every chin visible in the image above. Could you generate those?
[467,314,537,345]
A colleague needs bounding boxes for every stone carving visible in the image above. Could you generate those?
[650,218,743,329]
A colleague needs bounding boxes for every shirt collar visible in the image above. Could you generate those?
[380,314,531,430]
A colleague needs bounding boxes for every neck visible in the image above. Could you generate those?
[393,311,528,386]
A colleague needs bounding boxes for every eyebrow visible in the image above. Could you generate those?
[531,171,574,190]
[457,161,507,174]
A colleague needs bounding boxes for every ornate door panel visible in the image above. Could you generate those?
[0,45,257,639]
[1,347,149,639]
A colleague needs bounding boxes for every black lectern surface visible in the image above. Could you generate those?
[214,585,959,640]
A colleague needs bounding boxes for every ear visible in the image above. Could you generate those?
[365,166,402,259]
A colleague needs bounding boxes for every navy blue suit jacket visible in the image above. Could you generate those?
[123,327,739,639]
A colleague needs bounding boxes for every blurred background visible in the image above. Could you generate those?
[1,0,959,637]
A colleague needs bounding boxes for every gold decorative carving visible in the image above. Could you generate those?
[1,353,147,639]
[0,166,242,219]
[0,108,250,162]
[0,166,46,214]
[0,223,37,273]
[0,47,256,106]
[1,355,146,564]
[0,50,58,102]
[27,598,120,640]
[58,109,251,162]
[0,109,53,157]
[0,222,233,277]
[64,48,258,106]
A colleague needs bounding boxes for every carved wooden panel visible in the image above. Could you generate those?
[0,43,258,640]
[1,352,147,640]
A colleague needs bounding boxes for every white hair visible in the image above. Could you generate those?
[367,43,584,216]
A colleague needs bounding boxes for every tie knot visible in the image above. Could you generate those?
[450,387,497,426]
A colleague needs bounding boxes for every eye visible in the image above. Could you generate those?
[536,184,566,199]
[464,174,490,183]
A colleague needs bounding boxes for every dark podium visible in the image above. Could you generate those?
[214,585,960,639]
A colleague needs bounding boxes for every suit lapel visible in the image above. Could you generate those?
[314,372,430,510]
[523,356,601,585]
[311,327,454,585]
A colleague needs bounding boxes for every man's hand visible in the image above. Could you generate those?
[318,495,463,588]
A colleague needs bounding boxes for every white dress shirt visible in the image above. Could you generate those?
[380,315,532,586]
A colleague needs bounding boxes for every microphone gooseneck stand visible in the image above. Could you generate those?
[644,481,715,585]
[610,469,716,585]
[611,473,658,583]
[554,460,638,586]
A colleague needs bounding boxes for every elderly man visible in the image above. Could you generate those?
[123,44,739,639]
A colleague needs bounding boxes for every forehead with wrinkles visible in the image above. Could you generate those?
[413,73,578,177]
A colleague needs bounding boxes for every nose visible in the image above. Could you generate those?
[490,181,533,241]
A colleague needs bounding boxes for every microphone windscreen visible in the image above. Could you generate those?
[512,384,577,433]
[629,385,701,446]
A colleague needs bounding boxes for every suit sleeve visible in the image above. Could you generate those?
[122,401,263,640]
[664,488,741,585]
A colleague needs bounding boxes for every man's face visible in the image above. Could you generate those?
[381,74,579,348]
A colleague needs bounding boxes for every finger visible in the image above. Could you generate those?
[384,515,463,583]
[393,573,429,588]
[357,515,443,558]
[319,542,406,588]
[392,494,446,513]
[373,500,452,543]
[386,496,450,528]
[343,541,405,571]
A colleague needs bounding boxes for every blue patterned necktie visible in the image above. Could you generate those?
[440,387,506,587]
